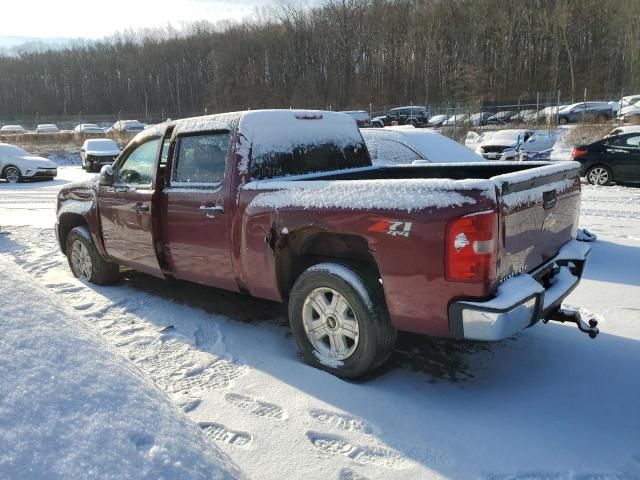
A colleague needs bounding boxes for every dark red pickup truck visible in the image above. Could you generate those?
[56,110,595,378]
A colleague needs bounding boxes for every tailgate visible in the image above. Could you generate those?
[493,162,582,282]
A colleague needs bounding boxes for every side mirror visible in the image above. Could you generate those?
[99,164,114,186]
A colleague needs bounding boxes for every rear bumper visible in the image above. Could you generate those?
[449,240,591,341]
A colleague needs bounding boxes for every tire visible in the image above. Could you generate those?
[288,262,397,379]
[3,165,22,183]
[596,114,608,123]
[558,116,569,125]
[66,226,120,285]
[586,165,613,186]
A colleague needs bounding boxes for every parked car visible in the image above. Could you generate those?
[522,110,543,123]
[487,110,518,125]
[340,111,372,128]
[0,143,57,183]
[476,129,533,160]
[442,113,468,127]
[557,102,614,125]
[611,94,640,114]
[371,106,429,127]
[74,124,105,136]
[512,109,537,123]
[468,112,492,127]
[464,131,495,150]
[0,125,26,135]
[535,105,569,124]
[55,109,595,379]
[522,128,569,155]
[572,131,640,185]
[616,101,640,124]
[361,126,483,164]
[80,139,121,172]
[36,124,60,134]
[521,148,554,162]
[427,114,448,128]
[107,120,145,134]
[606,125,640,137]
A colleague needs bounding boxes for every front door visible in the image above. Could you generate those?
[163,131,237,291]
[606,134,640,181]
[98,137,163,277]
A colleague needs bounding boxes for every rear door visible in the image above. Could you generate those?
[605,134,640,181]
[163,131,237,291]
[496,165,582,282]
[98,137,163,277]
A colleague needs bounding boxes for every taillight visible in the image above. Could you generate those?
[445,211,497,282]
[571,148,588,159]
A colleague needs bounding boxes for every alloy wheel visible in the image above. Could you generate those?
[302,287,360,362]
[588,167,609,186]
[5,167,20,183]
[70,240,93,280]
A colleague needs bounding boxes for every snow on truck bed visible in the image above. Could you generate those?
[0,260,244,480]
[245,177,494,212]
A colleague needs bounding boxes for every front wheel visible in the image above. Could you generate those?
[558,116,569,125]
[4,166,22,183]
[66,226,120,285]
[586,165,613,186]
[288,263,396,379]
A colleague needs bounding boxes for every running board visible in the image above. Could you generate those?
[543,307,599,339]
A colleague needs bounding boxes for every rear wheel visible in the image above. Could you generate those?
[288,263,396,379]
[66,226,120,285]
[586,165,613,186]
[3,165,22,183]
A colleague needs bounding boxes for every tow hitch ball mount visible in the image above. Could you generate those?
[543,308,599,339]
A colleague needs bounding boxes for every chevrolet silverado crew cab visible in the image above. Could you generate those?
[56,110,596,379]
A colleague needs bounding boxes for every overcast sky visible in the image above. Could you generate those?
[1,0,309,42]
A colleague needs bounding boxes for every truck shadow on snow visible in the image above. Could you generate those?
[120,269,492,382]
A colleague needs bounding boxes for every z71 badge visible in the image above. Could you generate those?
[368,220,413,238]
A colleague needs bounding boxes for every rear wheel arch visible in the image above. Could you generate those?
[275,230,382,299]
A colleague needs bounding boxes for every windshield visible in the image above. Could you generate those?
[85,139,119,151]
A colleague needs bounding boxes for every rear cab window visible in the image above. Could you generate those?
[245,112,371,180]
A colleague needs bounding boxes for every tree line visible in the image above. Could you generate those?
[0,0,638,119]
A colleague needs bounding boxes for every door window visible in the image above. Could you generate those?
[625,135,640,147]
[610,135,640,148]
[172,133,229,186]
[116,138,160,187]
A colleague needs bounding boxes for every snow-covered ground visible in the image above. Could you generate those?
[1,166,639,479]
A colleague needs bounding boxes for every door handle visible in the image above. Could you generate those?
[199,205,224,218]
[133,202,149,214]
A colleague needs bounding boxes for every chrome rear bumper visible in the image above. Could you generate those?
[449,240,591,341]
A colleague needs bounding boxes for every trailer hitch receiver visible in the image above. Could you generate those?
[543,307,599,339]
